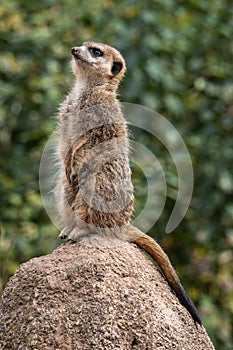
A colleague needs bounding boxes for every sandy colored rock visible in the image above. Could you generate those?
[0,240,215,350]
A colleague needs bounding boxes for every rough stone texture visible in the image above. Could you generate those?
[0,240,215,350]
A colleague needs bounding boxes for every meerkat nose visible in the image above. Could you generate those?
[71,47,79,56]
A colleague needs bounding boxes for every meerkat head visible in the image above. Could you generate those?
[71,42,126,87]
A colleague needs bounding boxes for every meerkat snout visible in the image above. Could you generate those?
[71,47,79,56]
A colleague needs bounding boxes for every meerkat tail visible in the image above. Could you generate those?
[132,232,202,325]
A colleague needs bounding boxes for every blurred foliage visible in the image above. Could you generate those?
[0,0,233,348]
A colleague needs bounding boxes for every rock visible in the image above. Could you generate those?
[0,240,215,350]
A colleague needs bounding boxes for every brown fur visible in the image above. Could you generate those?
[54,41,202,325]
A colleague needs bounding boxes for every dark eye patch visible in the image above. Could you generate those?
[89,47,104,57]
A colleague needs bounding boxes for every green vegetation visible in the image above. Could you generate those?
[0,1,232,348]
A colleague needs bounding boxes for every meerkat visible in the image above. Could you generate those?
[55,41,202,326]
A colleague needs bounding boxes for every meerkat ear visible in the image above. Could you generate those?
[111,61,123,76]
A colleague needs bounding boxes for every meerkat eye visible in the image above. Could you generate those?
[89,47,104,57]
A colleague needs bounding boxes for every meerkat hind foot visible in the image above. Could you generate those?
[59,226,74,240]
[68,226,92,242]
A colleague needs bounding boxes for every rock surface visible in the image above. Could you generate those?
[0,240,215,350]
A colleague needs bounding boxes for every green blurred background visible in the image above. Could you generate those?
[0,0,232,348]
